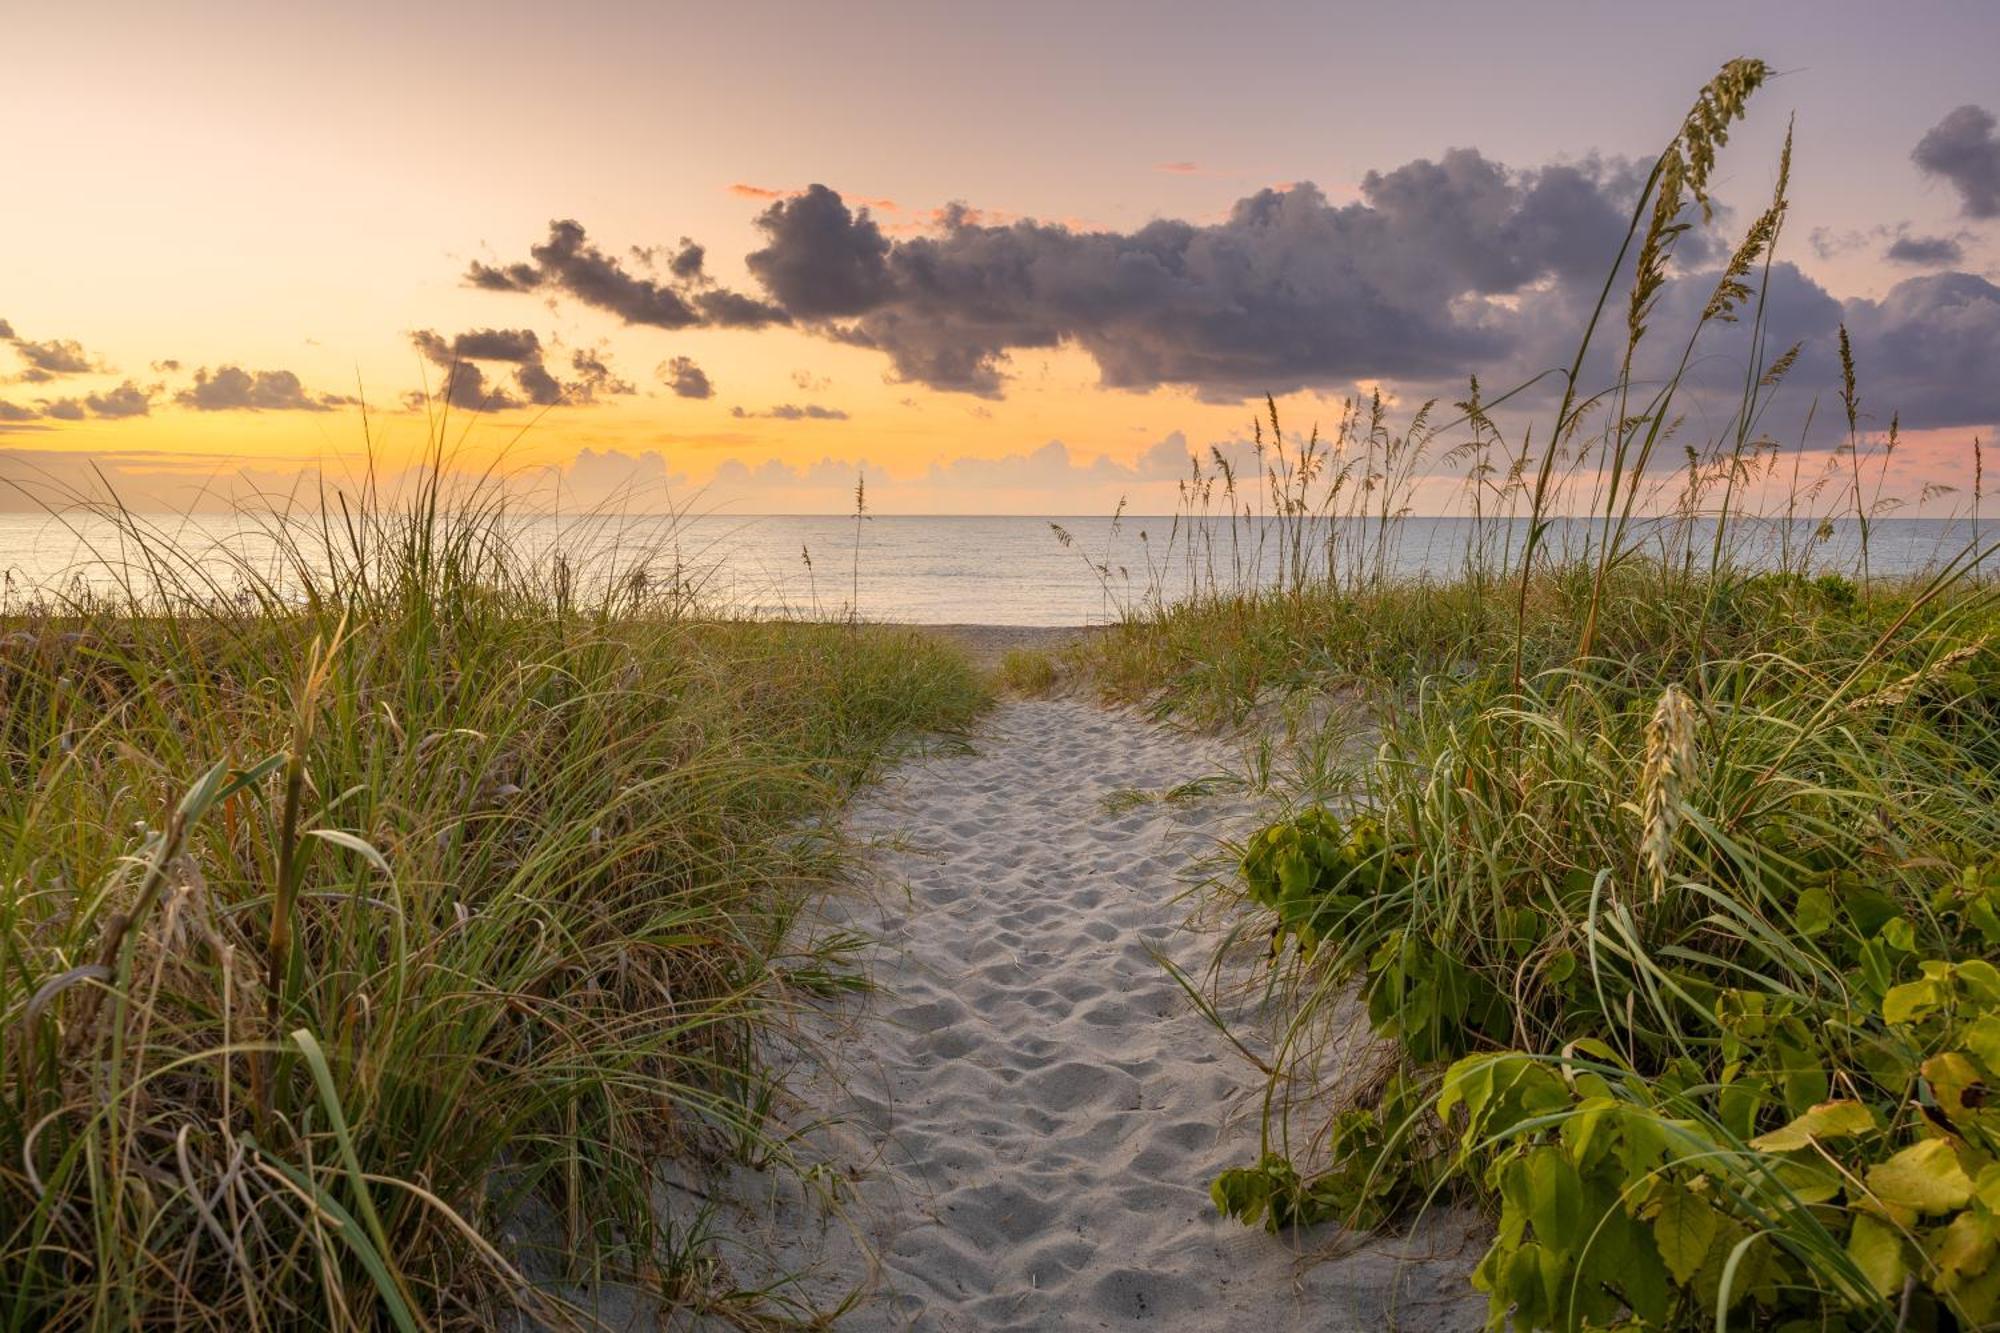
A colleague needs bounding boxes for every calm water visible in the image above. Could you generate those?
[0,512,1985,626]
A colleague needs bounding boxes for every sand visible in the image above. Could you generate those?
[704,698,1484,1331]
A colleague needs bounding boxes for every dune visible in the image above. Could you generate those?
[707,697,1484,1330]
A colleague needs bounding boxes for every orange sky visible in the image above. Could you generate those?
[3,1,1996,515]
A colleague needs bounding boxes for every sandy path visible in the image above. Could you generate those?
[710,700,1482,1331]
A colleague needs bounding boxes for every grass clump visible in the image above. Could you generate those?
[0,475,984,1326]
[1077,59,2000,1331]
[995,648,1059,696]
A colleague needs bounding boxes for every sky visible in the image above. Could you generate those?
[3,0,1998,514]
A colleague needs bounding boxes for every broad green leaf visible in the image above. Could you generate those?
[1923,1052,1991,1127]
[1867,1138,1974,1214]
[1935,1211,1999,1288]
[1883,977,1943,1025]
[1652,1185,1718,1286]
[1846,1211,1906,1298]
[1747,1099,1876,1152]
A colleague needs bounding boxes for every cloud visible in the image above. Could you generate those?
[446,327,543,362]
[36,380,155,421]
[0,319,13,340]
[83,381,155,418]
[0,399,37,422]
[175,365,354,412]
[730,402,849,420]
[745,185,895,320]
[11,336,98,381]
[657,355,712,399]
[1884,233,1966,266]
[1155,161,1201,174]
[468,219,787,330]
[409,327,633,411]
[1839,271,2000,429]
[569,348,636,401]
[729,183,788,200]
[1913,105,2000,219]
[718,154,1669,399]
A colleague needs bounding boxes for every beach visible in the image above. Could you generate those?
[704,695,1485,1330]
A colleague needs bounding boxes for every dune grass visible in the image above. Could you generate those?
[0,475,984,1327]
[1071,59,2000,1331]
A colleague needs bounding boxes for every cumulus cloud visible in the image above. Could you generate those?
[730,402,849,420]
[708,153,1674,399]
[35,380,155,421]
[1884,233,1966,266]
[657,355,713,399]
[83,381,155,418]
[409,327,634,411]
[1913,105,2000,219]
[0,399,37,422]
[10,336,99,381]
[563,147,1991,431]
[468,219,787,330]
[176,365,354,412]
[569,348,636,401]
[0,319,13,340]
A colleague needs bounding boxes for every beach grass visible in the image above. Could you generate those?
[1070,58,2000,1331]
[0,475,984,1327]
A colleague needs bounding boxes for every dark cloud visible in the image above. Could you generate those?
[0,319,13,340]
[1884,233,1966,266]
[657,355,712,399]
[725,157,1662,399]
[468,219,787,330]
[411,331,522,411]
[0,399,37,422]
[1840,271,2000,428]
[745,185,894,319]
[175,365,353,412]
[1913,105,2000,219]
[83,381,155,419]
[446,327,543,362]
[668,238,706,281]
[731,402,849,420]
[567,348,636,402]
[515,360,565,406]
[12,337,97,379]
[410,328,633,411]
[152,358,182,373]
[34,380,154,421]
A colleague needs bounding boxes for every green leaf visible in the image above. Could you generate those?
[1652,1185,1719,1286]
[1867,1138,1975,1214]
[1746,1099,1876,1152]
[1846,1211,1906,1298]
[1524,1147,1581,1251]
[1794,885,1834,936]
[1883,977,1942,1025]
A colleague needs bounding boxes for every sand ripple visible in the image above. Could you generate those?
[711,700,1482,1331]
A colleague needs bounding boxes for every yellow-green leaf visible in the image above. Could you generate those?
[1847,1212,1906,1298]
[1747,1099,1875,1152]
[1652,1185,1718,1286]
[1868,1138,1975,1214]
[1936,1211,2000,1288]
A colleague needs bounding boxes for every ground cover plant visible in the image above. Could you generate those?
[1074,59,2000,1331]
[0,469,984,1328]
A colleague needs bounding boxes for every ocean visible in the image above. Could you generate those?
[0,511,1984,626]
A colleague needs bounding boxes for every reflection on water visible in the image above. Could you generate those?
[0,511,1987,627]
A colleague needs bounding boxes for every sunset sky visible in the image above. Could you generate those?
[4,0,1998,513]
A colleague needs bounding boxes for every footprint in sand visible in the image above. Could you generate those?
[711,699,1484,1332]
